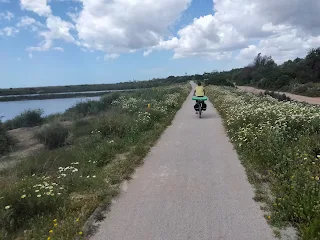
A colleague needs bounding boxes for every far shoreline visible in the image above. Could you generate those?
[0,89,136,102]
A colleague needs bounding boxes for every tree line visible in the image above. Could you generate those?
[202,47,320,96]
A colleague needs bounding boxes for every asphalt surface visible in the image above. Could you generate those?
[91,85,275,240]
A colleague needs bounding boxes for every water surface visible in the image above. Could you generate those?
[0,96,100,121]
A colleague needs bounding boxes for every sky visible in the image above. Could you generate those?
[0,0,320,88]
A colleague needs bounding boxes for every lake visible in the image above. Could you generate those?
[0,96,101,121]
[0,89,136,98]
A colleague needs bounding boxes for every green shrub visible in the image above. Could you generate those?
[206,76,235,87]
[0,121,15,155]
[72,118,93,138]
[36,122,69,149]
[65,93,121,118]
[263,91,291,102]
[101,92,121,107]
[5,109,43,130]
[96,114,132,138]
[292,83,320,97]
[66,100,105,117]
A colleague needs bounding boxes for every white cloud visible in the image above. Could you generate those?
[153,0,320,62]
[0,27,19,36]
[20,0,78,56]
[17,16,44,32]
[0,11,14,21]
[238,34,320,64]
[75,0,191,54]
[15,0,320,63]
[104,53,119,61]
[53,47,64,51]
[41,15,75,42]
[20,0,51,17]
[66,12,78,23]
[27,15,75,55]
[26,39,64,53]
[143,49,153,56]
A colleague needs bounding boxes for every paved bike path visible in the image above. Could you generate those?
[91,85,275,240]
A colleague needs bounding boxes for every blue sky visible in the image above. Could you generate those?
[1,0,319,88]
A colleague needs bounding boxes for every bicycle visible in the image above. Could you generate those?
[192,96,208,119]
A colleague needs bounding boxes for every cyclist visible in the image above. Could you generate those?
[193,82,206,114]
[194,81,205,97]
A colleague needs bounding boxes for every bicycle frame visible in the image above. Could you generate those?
[197,100,204,118]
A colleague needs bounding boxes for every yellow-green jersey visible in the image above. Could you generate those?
[195,86,205,96]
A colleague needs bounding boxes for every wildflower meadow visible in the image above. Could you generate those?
[207,86,320,239]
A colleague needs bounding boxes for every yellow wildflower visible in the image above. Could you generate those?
[315,176,319,181]
[4,205,11,210]
[47,237,51,240]
[267,216,271,220]
[54,223,58,227]
[79,231,83,235]
[76,218,80,222]
[49,230,53,233]
[21,194,26,199]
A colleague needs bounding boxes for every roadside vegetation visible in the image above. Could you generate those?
[0,120,15,156]
[5,109,44,130]
[262,91,291,102]
[199,47,320,97]
[0,84,190,239]
[36,123,70,150]
[207,86,320,239]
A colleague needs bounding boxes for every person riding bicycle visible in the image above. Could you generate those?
[194,82,205,97]
[193,82,207,114]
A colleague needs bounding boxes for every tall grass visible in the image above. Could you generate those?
[65,92,120,117]
[3,93,121,131]
[207,86,320,239]
[5,109,43,130]
[0,120,15,155]
[36,122,70,149]
[0,84,190,239]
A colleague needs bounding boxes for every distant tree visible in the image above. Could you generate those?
[252,53,276,68]
[306,47,320,81]
[293,57,303,63]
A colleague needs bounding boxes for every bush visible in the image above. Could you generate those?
[292,83,320,97]
[206,76,235,87]
[5,109,43,130]
[96,114,132,138]
[101,92,121,107]
[65,93,121,118]
[264,91,291,102]
[0,121,15,155]
[66,100,105,117]
[36,122,69,149]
